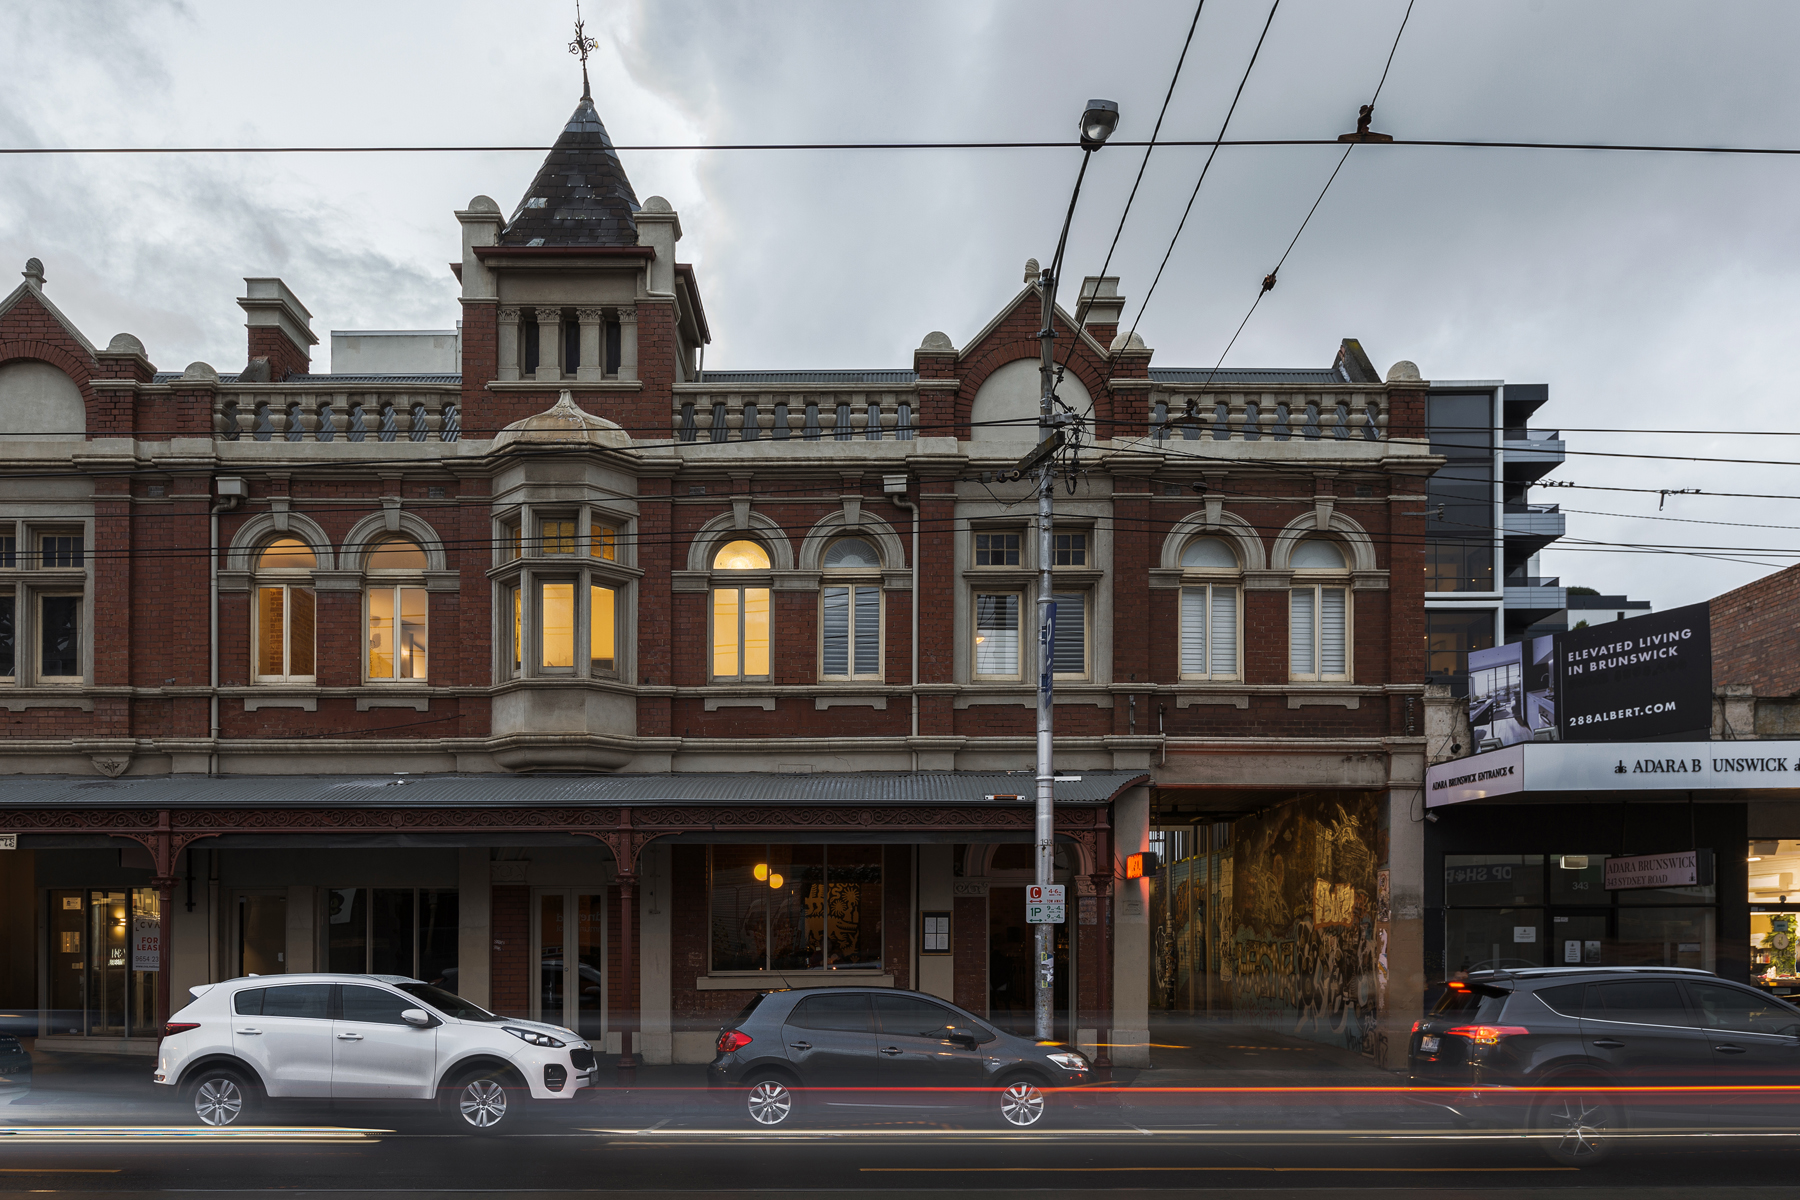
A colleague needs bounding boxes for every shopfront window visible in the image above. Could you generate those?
[1443,852,1717,977]
[708,844,882,973]
[47,888,160,1038]
[324,888,459,989]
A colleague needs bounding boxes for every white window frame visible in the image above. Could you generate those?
[253,581,317,683]
[1179,582,1242,681]
[819,537,884,682]
[1289,580,1351,683]
[364,539,430,684]
[709,539,773,684]
[971,590,1024,681]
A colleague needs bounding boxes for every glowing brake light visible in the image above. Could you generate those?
[1446,981,1469,991]
[1443,1024,1530,1045]
[1411,1020,1422,1033]
[716,1029,753,1053]
[162,1022,200,1039]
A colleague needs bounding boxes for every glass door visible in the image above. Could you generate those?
[533,891,607,1041]
[238,891,288,977]
[1550,911,1610,967]
[88,891,129,1036]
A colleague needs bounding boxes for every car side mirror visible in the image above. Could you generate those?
[949,1032,979,1050]
[401,1008,433,1028]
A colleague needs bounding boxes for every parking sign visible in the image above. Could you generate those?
[1026,883,1066,924]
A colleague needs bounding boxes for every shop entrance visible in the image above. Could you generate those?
[533,890,607,1041]
[47,889,160,1039]
[986,886,1070,1040]
[236,890,288,976]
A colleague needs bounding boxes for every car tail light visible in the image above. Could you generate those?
[1442,1024,1530,1045]
[163,1022,200,1039]
[1411,1020,1422,1034]
[716,1029,752,1053]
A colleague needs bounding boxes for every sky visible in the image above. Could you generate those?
[5,0,1800,612]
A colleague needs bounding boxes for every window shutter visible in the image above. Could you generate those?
[1180,588,1208,676]
[853,586,881,675]
[1290,588,1316,677]
[1320,587,1347,675]
[822,586,850,676]
[1052,593,1085,675]
[1209,585,1237,677]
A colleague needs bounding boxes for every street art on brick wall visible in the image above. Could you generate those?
[1228,793,1380,1053]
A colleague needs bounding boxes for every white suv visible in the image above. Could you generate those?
[155,973,596,1132]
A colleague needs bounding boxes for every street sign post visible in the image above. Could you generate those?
[1026,883,1066,924]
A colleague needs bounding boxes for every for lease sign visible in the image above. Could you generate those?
[1603,850,1699,891]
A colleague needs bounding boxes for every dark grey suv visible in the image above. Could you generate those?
[707,988,1091,1127]
[1408,966,1800,1164]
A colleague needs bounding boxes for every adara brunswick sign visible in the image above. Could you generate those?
[1602,850,1709,891]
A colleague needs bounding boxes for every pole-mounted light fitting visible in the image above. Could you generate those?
[1079,99,1120,151]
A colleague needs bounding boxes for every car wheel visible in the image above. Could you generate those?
[187,1068,253,1128]
[998,1077,1048,1128]
[449,1068,521,1134]
[1533,1084,1619,1166]
[744,1075,797,1128]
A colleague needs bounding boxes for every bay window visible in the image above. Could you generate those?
[495,510,628,683]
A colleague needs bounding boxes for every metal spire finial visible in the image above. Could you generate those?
[569,2,598,102]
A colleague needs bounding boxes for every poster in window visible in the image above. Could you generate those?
[132,916,160,971]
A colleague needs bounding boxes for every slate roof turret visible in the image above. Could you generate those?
[500,97,641,247]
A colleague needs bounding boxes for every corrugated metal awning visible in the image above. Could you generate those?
[0,771,1148,810]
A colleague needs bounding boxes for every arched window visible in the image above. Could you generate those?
[254,538,317,683]
[1178,537,1240,681]
[1289,537,1349,681]
[712,540,771,681]
[365,537,428,682]
[820,537,882,680]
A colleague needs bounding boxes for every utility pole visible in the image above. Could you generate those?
[1030,99,1118,1043]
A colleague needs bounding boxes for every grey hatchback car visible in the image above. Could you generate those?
[708,987,1092,1127]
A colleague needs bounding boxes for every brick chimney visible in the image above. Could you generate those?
[237,278,316,380]
[1077,276,1125,349]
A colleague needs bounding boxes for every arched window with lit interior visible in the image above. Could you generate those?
[365,537,429,682]
[254,538,317,683]
[711,539,771,682]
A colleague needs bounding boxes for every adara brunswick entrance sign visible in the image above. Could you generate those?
[1602,849,1711,891]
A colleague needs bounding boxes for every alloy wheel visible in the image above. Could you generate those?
[194,1077,244,1127]
[1542,1092,1610,1161]
[746,1080,793,1126]
[459,1078,509,1129]
[999,1081,1046,1128]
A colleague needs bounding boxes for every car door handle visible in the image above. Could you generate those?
[789,1042,812,1051]
[236,1027,262,1035]
[1715,1044,1748,1054]
[336,1032,363,1041]
[1590,1039,1625,1048]
[880,1046,903,1056]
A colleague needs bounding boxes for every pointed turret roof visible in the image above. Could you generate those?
[500,97,641,247]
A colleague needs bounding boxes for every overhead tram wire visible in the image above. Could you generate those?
[1185,0,1417,392]
[13,137,1800,156]
[1123,0,1283,352]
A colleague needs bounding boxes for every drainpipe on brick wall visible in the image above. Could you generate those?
[209,482,243,775]
[890,486,919,758]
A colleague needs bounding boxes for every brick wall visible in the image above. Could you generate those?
[1712,563,1800,695]
[247,326,310,381]
[490,884,529,1017]
[953,894,987,1016]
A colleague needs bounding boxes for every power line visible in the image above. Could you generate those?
[1126,0,1284,344]
[9,137,1800,156]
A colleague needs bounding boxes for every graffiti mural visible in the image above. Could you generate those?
[1228,793,1380,1054]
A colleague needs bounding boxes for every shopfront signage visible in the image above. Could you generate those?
[1465,602,1713,750]
[131,916,160,972]
[1603,850,1703,891]
[1026,883,1065,925]
[1425,740,1800,807]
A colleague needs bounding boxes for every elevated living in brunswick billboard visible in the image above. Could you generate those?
[1467,601,1713,751]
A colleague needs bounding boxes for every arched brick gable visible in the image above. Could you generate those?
[953,295,1112,440]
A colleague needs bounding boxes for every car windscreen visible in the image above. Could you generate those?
[1431,983,1510,1023]
[397,982,502,1022]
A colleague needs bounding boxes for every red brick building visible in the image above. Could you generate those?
[0,92,1439,1069]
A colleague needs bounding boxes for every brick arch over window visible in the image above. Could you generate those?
[1158,510,1268,571]
[950,289,1112,440]
[339,511,450,572]
[1269,511,1378,572]
[685,510,796,573]
[225,512,337,572]
[797,511,906,572]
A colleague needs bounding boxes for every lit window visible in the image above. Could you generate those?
[590,584,616,672]
[254,538,316,683]
[712,540,771,681]
[366,538,428,682]
[540,520,577,555]
[590,524,617,561]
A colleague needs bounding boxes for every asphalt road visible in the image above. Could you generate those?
[4,1109,1800,1199]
